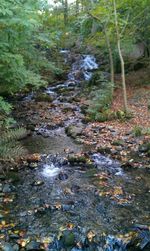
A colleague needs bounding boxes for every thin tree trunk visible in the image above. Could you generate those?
[76,0,79,16]
[113,0,128,112]
[63,0,68,26]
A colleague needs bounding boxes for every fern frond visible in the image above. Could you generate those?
[0,127,28,160]
[0,127,27,143]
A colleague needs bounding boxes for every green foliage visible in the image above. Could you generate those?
[0,0,61,96]
[0,127,28,160]
[132,126,150,137]
[0,96,15,128]
[0,96,12,115]
[132,126,143,137]
[87,78,114,122]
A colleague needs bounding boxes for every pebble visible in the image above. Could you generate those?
[29,162,38,169]
[32,180,44,186]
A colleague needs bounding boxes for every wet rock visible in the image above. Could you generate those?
[65,125,84,139]
[29,162,38,169]
[121,162,134,171]
[35,93,54,102]
[19,211,27,217]
[32,180,44,186]
[110,149,118,155]
[12,244,19,251]
[71,185,80,193]
[0,213,4,219]
[58,172,68,181]
[97,147,111,154]
[5,172,20,183]
[9,233,20,241]
[26,154,41,163]
[26,241,40,250]
[0,242,14,251]
[3,184,12,193]
[115,146,123,151]
[0,175,6,181]
[139,143,150,153]
[62,231,75,247]
[62,103,76,112]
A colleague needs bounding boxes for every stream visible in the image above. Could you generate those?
[0,52,150,251]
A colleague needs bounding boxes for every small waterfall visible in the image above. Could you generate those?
[44,52,99,96]
[42,163,61,177]
[68,54,98,82]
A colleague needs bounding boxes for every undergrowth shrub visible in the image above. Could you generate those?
[87,79,114,122]
[0,97,27,161]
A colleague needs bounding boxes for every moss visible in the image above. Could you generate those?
[139,142,150,153]
[97,146,111,154]
[68,154,95,168]
[68,155,87,165]
[132,126,143,137]
[112,140,125,146]
[35,93,54,102]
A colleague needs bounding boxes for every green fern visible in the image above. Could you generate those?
[0,127,28,160]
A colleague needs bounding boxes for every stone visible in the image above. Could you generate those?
[62,231,75,247]
[29,162,38,169]
[65,125,84,139]
[32,180,44,186]
[35,93,54,102]
[26,241,40,250]
[19,211,27,217]
[12,244,19,251]
[0,242,14,251]
[58,172,68,181]
[3,184,12,193]
[0,213,4,219]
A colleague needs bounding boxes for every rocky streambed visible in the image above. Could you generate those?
[0,52,150,251]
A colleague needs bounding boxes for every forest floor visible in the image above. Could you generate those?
[79,72,150,168]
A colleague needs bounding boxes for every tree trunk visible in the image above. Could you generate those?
[63,0,68,26]
[113,0,128,112]
[76,0,79,16]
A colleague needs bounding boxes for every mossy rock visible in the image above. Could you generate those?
[88,71,107,86]
[35,93,54,102]
[68,154,95,168]
[62,231,75,247]
[112,140,125,146]
[139,142,150,153]
[65,125,83,139]
[97,146,111,154]
[68,155,87,165]
[95,112,108,122]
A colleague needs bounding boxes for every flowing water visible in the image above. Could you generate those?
[1,51,150,251]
